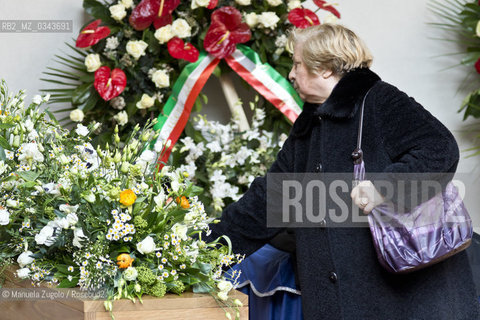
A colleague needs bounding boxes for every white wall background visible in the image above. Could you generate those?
[1,0,479,229]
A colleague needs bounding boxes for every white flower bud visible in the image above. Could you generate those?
[84,54,101,72]
[110,4,127,21]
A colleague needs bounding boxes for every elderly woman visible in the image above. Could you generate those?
[205,24,479,319]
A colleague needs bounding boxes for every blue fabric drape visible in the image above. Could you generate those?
[229,244,303,320]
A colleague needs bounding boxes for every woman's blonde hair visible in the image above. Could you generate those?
[287,24,373,76]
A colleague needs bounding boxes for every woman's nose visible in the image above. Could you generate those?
[288,69,295,82]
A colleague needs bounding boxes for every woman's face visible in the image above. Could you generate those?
[288,43,338,104]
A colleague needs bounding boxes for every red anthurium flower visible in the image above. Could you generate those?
[167,38,199,63]
[153,14,173,29]
[94,66,127,101]
[129,0,180,31]
[313,0,341,18]
[475,58,480,74]
[75,20,110,48]
[288,8,320,29]
[207,0,219,9]
[204,7,251,59]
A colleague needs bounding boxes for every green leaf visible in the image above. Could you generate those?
[192,282,211,293]
[43,71,79,81]
[57,277,79,288]
[78,88,100,112]
[17,171,40,182]
[45,110,60,124]
[83,0,117,25]
[0,146,6,161]
[0,136,11,150]
[72,83,93,105]
[20,181,37,189]
[0,123,15,130]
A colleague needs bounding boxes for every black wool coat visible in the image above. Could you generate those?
[206,68,480,320]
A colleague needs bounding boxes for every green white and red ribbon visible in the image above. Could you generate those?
[154,46,303,166]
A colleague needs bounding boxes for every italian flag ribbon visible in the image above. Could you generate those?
[154,46,303,165]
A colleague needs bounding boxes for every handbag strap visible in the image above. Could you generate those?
[352,88,373,165]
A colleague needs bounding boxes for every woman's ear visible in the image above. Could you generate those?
[322,70,333,79]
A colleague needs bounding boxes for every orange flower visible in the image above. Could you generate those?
[116,253,134,269]
[175,196,190,209]
[119,189,137,206]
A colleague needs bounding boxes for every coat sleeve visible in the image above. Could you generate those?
[203,135,295,256]
[373,82,459,207]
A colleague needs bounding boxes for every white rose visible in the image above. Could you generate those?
[137,236,156,254]
[17,251,34,267]
[110,4,127,21]
[73,227,86,248]
[266,0,282,6]
[32,95,42,105]
[123,267,138,281]
[136,94,155,109]
[287,0,302,10]
[235,0,251,5]
[0,209,10,225]
[171,223,188,241]
[154,25,174,44]
[84,53,101,72]
[217,280,233,292]
[43,94,50,102]
[244,12,258,28]
[6,199,19,208]
[217,291,229,301]
[75,124,89,136]
[172,19,192,38]
[258,12,280,29]
[126,40,148,60]
[16,267,30,279]
[324,13,338,24]
[70,109,84,122]
[114,111,129,126]
[191,0,210,9]
[152,70,170,88]
[120,0,133,9]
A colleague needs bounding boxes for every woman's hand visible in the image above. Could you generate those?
[350,180,385,214]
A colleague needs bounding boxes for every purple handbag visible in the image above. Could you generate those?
[352,91,473,274]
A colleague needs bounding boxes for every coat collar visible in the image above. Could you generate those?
[291,68,380,137]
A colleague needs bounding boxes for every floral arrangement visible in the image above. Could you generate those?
[43,0,340,143]
[431,0,480,155]
[0,79,244,317]
[169,98,287,214]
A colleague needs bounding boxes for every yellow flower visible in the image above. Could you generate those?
[116,253,134,269]
[119,189,137,206]
[175,196,190,209]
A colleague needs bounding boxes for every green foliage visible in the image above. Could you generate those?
[430,0,480,155]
